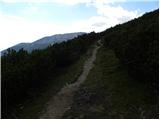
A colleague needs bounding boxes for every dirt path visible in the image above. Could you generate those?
[40,40,101,119]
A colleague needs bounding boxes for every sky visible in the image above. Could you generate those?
[0,0,159,51]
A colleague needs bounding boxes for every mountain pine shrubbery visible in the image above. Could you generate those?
[103,9,159,93]
[1,32,99,118]
[62,9,159,119]
[1,9,159,119]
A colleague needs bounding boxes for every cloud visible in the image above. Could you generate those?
[0,0,158,4]
[69,15,120,33]
[92,22,106,27]
[94,3,139,23]
[0,11,68,50]
[0,0,91,4]
[0,0,143,50]
[73,0,140,33]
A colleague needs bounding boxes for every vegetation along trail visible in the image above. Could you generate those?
[40,40,102,119]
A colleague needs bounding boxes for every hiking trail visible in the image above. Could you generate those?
[40,40,102,119]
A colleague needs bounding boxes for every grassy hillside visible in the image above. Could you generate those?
[63,47,158,118]
[103,9,159,93]
[16,50,90,118]
[63,9,159,119]
[1,32,99,118]
[1,9,158,119]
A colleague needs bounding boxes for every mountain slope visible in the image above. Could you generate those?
[1,31,99,118]
[103,9,159,92]
[1,32,86,54]
[63,9,159,119]
[41,40,101,119]
[1,9,158,119]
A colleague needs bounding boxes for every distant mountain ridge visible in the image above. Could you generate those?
[1,32,86,54]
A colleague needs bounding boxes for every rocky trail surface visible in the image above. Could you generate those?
[40,40,101,119]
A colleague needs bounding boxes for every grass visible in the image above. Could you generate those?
[15,45,95,119]
[63,46,158,119]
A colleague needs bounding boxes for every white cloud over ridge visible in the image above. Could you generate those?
[0,11,67,50]
[0,0,142,50]
[0,0,157,4]
[67,0,140,32]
